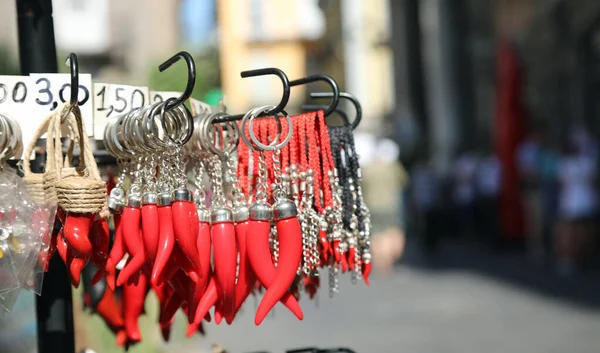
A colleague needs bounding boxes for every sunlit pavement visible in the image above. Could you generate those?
[175,243,600,353]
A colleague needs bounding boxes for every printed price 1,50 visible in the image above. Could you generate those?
[93,83,150,139]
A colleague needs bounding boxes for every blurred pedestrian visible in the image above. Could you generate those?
[451,149,478,239]
[555,137,598,276]
[410,155,441,253]
[474,147,502,247]
[517,130,543,262]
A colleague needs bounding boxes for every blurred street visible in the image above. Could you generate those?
[169,239,600,353]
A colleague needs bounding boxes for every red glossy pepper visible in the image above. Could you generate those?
[347,245,357,271]
[117,199,146,287]
[141,193,160,265]
[62,212,95,258]
[191,276,219,330]
[234,218,254,315]
[94,284,126,342]
[318,228,331,266]
[90,219,115,289]
[333,239,342,264]
[214,300,224,325]
[162,245,199,284]
[187,207,211,324]
[340,250,349,273]
[211,207,237,324]
[123,270,147,342]
[160,320,173,342]
[159,291,184,328]
[362,254,372,285]
[152,195,175,286]
[255,200,303,325]
[69,256,85,288]
[246,203,303,323]
[56,229,84,287]
[105,214,124,289]
[304,275,319,300]
[171,189,202,281]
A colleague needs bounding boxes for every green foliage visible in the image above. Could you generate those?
[0,46,19,75]
[148,47,221,103]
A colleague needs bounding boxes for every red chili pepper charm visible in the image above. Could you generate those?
[117,195,146,286]
[187,207,211,324]
[56,229,84,287]
[340,249,349,273]
[255,199,303,325]
[333,239,342,264]
[152,193,175,286]
[93,283,126,345]
[123,271,148,343]
[90,218,114,289]
[141,192,160,265]
[362,253,372,285]
[69,256,86,288]
[191,275,219,332]
[233,206,254,315]
[318,226,331,265]
[62,212,95,258]
[348,245,357,271]
[246,203,303,323]
[159,291,185,328]
[211,207,237,324]
[106,214,124,289]
[171,188,202,281]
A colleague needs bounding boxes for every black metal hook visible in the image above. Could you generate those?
[65,53,79,106]
[305,91,362,129]
[289,74,340,116]
[158,51,196,111]
[212,67,290,124]
[242,67,290,115]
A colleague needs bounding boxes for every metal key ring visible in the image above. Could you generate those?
[2,114,21,159]
[143,102,179,151]
[3,115,19,160]
[0,114,9,156]
[121,107,143,153]
[6,115,23,159]
[243,105,292,151]
[188,111,211,158]
[160,97,193,146]
[202,112,240,158]
[140,102,169,151]
[240,105,282,151]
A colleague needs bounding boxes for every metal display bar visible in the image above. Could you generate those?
[16,1,75,353]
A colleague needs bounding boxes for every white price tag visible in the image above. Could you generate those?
[149,91,182,106]
[189,97,213,116]
[29,73,94,136]
[93,83,150,139]
[0,75,35,159]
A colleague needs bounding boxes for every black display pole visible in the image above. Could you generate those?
[16,1,75,353]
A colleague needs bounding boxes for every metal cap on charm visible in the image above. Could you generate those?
[249,203,273,221]
[127,194,142,208]
[197,206,211,223]
[233,205,249,223]
[172,188,193,202]
[107,188,126,214]
[273,199,298,221]
[211,207,233,224]
[142,192,158,205]
[158,192,172,206]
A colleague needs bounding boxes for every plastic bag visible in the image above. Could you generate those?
[0,166,56,314]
